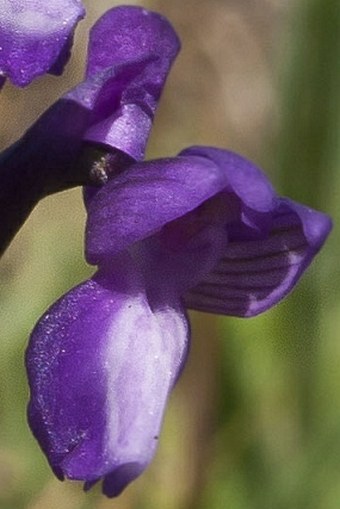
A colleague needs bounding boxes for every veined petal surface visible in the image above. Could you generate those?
[183,197,332,316]
[26,261,189,496]
[0,0,85,87]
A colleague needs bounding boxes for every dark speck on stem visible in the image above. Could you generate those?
[0,143,133,258]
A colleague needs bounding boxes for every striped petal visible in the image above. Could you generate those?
[183,198,332,317]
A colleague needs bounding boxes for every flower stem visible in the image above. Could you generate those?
[0,143,132,257]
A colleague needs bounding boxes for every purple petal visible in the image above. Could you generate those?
[183,198,332,317]
[0,0,85,87]
[69,5,180,160]
[86,6,178,77]
[26,258,189,497]
[86,145,331,315]
[179,147,275,211]
[180,146,277,234]
[85,156,228,265]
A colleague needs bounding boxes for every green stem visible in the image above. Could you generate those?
[277,0,339,436]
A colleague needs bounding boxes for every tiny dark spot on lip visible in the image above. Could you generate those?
[153,435,159,440]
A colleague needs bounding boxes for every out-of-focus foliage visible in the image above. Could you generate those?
[0,0,339,508]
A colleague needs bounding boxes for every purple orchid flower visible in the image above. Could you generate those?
[22,6,331,499]
[0,0,85,88]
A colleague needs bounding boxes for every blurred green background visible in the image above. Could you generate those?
[0,0,339,508]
